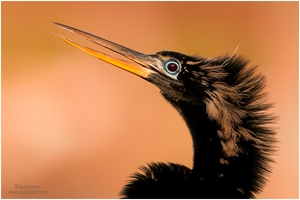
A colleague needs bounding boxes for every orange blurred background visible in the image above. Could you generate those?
[2,2,298,198]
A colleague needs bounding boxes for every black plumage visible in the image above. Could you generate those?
[52,23,277,198]
[121,53,276,198]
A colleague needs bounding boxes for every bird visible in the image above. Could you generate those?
[51,22,277,198]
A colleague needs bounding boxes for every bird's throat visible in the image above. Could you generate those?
[166,97,223,179]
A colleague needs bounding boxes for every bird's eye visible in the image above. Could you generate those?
[165,61,181,75]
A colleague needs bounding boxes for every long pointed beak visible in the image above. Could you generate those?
[51,22,159,78]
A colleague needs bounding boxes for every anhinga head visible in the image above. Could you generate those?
[51,23,221,106]
[52,22,276,198]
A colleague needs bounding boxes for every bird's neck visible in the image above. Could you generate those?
[166,99,223,179]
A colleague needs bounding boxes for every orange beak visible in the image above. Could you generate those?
[51,22,159,78]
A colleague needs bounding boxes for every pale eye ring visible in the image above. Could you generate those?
[165,60,181,75]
